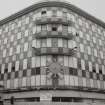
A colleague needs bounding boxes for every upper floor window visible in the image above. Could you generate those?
[41,11,46,15]
[52,25,58,31]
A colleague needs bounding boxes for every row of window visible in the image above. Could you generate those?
[0,75,105,89]
[36,25,74,33]
[79,44,104,58]
[0,57,105,74]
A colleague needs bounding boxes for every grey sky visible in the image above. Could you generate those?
[0,0,105,23]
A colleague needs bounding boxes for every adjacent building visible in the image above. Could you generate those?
[0,0,105,105]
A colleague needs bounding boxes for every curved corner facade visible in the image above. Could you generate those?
[0,1,105,105]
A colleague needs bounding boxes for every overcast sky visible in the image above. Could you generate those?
[0,0,105,23]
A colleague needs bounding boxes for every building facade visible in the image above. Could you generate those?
[0,0,105,105]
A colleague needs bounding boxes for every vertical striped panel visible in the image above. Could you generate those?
[36,75,40,86]
[58,77,64,86]
[78,77,83,87]
[47,38,51,47]
[36,56,40,67]
[64,75,69,86]
[90,79,94,88]
[7,80,10,89]
[69,75,75,86]
[41,75,46,86]
[41,56,46,67]
[31,57,36,68]
[97,80,100,89]
[14,79,18,88]
[69,57,73,68]
[104,82,105,89]
[47,79,52,86]
[74,76,78,86]
[22,77,26,87]
[73,57,77,68]
[31,76,35,86]
[86,78,90,88]
[18,78,22,88]
[58,38,63,47]
[100,81,104,89]
[64,56,68,66]
[82,78,86,87]
[93,80,98,88]
[26,77,31,87]
[10,79,14,89]
[4,81,7,89]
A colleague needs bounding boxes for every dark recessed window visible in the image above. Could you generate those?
[4,68,8,73]
[69,68,73,75]
[52,97,61,102]
[41,11,46,15]
[12,66,15,72]
[52,27,57,31]
[23,70,27,77]
[82,70,86,77]
[36,67,40,75]
[99,69,102,74]
[92,66,96,73]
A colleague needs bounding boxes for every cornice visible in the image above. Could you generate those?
[0,1,105,28]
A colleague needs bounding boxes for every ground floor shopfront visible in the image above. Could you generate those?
[2,89,105,105]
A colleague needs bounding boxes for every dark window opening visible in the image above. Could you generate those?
[52,97,83,102]
[99,69,102,74]
[82,70,86,77]
[12,66,15,72]
[52,97,61,102]
[4,68,8,73]
[36,67,40,75]
[41,11,46,15]
[16,97,40,102]
[23,70,27,77]
[93,66,96,73]
[69,68,73,75]
[52,27,57,31]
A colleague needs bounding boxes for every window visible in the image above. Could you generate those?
[58,39,63,47]
[15,61,19,71]
[23,59,27,70]
[3,49,6,57]
[24,43,28,52]
[41,39,46,47]
[36,67,40,75]
[41,10,46,15]
[22,77,26,87]
[52,10,57,16]
[63,39,68,48]
[62,25,68,32]
[80,44,84,52]
[47,38,51,47]
[25,17,29,24]
[36,56,40,67]
[81,59,85,70]
[9,47,13,56]
[17,32,21,39]
[52,38,58,47]
[36,25,41,33]
[63,12,67,18]
[94,49,97,57]
[41,25,47,31]
[24,30,29,37]
[57,11,62,17]
[78,18,82,26]
[16,45,21,54]
[52,26,57,31]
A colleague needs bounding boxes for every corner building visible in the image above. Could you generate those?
[1,0,105,105]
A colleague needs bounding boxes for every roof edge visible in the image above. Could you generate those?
[0,1,105,28]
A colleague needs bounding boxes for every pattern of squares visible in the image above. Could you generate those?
[0,6,105,90]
